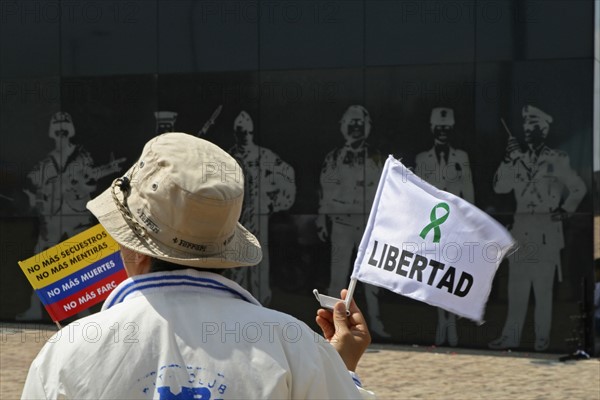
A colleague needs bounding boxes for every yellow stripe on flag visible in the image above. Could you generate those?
[18,224,121,289]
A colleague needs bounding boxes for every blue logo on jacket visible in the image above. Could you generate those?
[158,386,211,399]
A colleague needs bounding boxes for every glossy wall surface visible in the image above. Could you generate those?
[1,0,597,354]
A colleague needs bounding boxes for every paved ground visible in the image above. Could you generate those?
[2,323,599,399]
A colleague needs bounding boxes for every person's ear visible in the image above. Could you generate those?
[133,252,149,265]
[119,246,151,276]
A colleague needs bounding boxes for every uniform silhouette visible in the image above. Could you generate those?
[18,112,124,320]
[415,107,474,347]
[489,105,586,351]
[316,105,389,339]
[227,111,296,305]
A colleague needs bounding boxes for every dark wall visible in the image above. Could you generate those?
[1,0,597,354]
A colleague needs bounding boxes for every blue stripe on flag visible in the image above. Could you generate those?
[37,252,123,305]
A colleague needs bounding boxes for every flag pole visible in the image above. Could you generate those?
[344,278,358,312]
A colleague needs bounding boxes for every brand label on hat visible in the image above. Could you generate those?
[170,233,235,255]
[223,234,234,246]
[137,208,160,234]
[173,237,208,253]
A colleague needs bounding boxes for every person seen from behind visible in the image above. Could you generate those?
[21,132,374,399]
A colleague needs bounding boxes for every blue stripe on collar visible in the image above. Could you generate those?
[104,274,256,309]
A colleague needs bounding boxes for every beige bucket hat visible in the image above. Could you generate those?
[87,132,262,268]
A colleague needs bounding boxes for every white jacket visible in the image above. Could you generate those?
[22,270,373,399]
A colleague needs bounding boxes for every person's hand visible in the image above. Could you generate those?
[504,136,521,161]
[551,207,568,222]
[315,289,371,371]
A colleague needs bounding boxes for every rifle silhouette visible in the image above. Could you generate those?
[197,105,223,136]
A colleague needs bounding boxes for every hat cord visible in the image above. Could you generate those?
[111,176,148,239]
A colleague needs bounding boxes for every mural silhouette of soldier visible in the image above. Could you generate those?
[489,105,586,351]
[227,111,296,305]
[415,107,474,347]
[316,105,389,339]
[18,112,124,321]
[155,111,178,134]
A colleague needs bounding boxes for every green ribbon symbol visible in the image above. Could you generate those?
[419,202,450,243]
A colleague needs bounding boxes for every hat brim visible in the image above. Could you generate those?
[87,185,262,269]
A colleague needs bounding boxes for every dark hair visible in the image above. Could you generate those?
[150,258,224,275]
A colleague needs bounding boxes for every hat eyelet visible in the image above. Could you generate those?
[140,161,145,168]
[152,183,158,191]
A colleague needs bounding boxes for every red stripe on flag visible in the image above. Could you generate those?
[44,269,128,322]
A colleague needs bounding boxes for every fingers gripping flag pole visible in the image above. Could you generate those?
[314,156,516,323]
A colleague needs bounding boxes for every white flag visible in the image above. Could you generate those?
[351,156,516,323]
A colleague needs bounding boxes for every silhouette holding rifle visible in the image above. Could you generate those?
[489,105,586,351]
